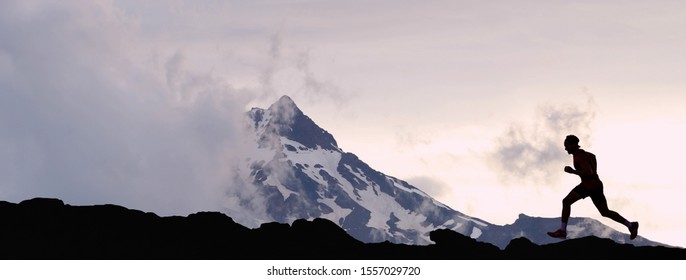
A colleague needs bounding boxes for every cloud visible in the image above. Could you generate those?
[295,51,349,107]
[258,32,283,100]
[251,28,351,113]
[0,0,264,217]
[406,176,452,199]
[490,96,597,185]
[394,129,433,152]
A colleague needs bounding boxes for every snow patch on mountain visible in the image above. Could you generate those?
[471,227,483,239]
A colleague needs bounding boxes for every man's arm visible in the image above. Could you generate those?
[563,165,594,176]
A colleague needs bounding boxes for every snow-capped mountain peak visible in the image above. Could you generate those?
[238,95,486,244]
[250,95,339,151]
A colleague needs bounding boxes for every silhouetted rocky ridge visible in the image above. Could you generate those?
[1,198,683,260]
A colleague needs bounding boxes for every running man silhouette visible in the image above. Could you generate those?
[547,135,639,240]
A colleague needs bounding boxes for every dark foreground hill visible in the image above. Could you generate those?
[0,198,683,260]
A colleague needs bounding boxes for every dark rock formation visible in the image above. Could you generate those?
[1,198,683,260]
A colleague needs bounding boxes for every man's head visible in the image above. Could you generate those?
[564,135,580,154]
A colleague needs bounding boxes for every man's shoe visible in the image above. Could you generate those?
[547,229,567,239]
[629,222,639,240]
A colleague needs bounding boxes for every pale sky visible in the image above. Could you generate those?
[1,0,685,247]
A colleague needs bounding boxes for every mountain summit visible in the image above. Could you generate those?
[250,95,338,151]
[235,95,663,248]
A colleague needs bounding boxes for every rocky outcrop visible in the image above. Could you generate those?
[1,198,683,260]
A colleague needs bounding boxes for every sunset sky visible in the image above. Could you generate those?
[1,0,685,247]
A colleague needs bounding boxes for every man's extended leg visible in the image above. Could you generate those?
[591,194,639,240]
[548,191,583,239]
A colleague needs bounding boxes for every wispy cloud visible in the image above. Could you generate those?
[256,31,350,109]
[490,96,597,185]
[0,1,261,216]
[406,176,452,199]
[295,51,349,107]
[258,32,283,100]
